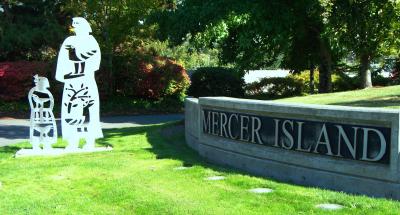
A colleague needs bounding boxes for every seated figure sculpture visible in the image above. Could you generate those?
[28,75,58,151]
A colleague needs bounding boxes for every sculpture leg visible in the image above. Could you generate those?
[80,62,85,74]
[31,141,41,151]
[74,63,80,75]
[43,143,53,151]
[43,132,53,151]
[83,136,95,150]
[65,136,79,151]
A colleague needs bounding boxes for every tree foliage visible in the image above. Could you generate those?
[0,0,67,61]
[153,0,340,92]
[323,0,398,88]
[153,0,294,70]
[154,0,400,91]
[64,0,164,93]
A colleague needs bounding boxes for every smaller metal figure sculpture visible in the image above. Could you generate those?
[28,75,57,151]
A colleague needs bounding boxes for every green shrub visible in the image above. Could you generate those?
[289,70,319,94]
[373,75,391,87]
[244,69,393,101]
[289,70,358,94]
[390,59,400,84]
[331,72,358,92]
[245,77,305,100]
[187,67,245,98]
[332,72,390,91]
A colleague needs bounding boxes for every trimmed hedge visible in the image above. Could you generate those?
[187,67,245,98]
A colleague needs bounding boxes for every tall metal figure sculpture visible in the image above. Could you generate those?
[56,17,103,151]
[28,75,57,150]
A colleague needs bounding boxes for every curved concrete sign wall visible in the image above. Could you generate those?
[185,97,400,199]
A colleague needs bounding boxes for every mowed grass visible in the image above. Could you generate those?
[277,85,400,109]
[1,121,400,214]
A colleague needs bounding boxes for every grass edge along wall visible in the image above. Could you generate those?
[185,97,400,199]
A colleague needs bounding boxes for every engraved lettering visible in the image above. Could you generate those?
[313,124,333,155]
[240,115,250,141]
[281,120,294,149]
[361,128,387,161]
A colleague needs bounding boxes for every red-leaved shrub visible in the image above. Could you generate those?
[115,56,190,101]
[0,61,48,101]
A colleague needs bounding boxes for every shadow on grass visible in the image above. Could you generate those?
[330,95,400,108]
[0,136,113,158]
[0,145,22,154]
[96,138,114,148]
[100,123,199,166]
[100,122,253,177]
[1,122,266,181]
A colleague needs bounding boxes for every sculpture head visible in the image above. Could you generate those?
[72,17,92,35]
[34,74,50,91]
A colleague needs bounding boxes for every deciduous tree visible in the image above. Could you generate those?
[325,0,397,88]
[153,0,338,92]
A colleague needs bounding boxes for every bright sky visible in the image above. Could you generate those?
[244,70,289,84]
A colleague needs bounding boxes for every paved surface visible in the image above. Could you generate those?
[0,114,183,146]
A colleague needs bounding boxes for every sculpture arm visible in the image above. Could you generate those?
[56,37,74,82]
[81,36,101,72]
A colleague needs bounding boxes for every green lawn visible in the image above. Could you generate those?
[278,85,400,109]
[0,121,400,214]
[3,86,400,214]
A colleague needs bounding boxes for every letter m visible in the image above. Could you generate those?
[202,110,211,134]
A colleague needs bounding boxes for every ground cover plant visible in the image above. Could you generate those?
[1,119,400,214]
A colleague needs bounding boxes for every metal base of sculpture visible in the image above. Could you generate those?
[15,146,112,158]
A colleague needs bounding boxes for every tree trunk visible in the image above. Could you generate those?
[319,70,331,94]
[309,66,315,94]
[360,54,372,88]
[318,39,332,93]
[318,65,332,93]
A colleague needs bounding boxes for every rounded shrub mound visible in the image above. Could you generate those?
[188,67,245,98]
